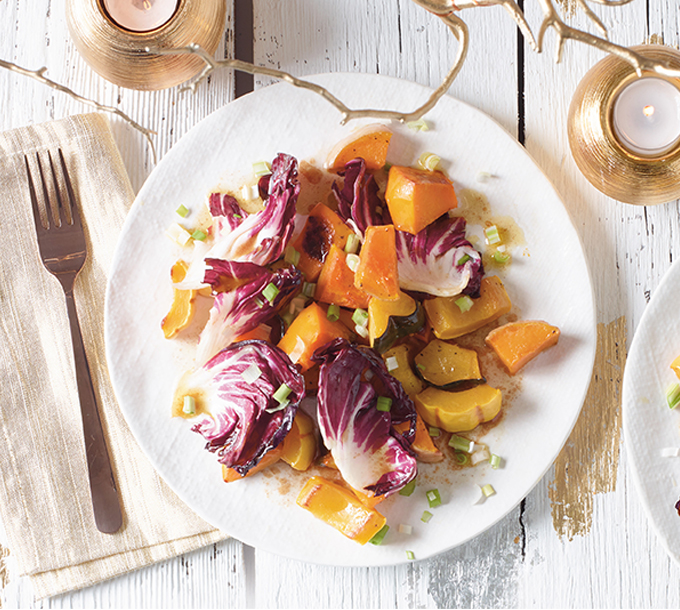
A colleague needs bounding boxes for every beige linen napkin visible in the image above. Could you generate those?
[0,113,226,600]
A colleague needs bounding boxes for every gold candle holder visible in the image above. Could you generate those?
[65,0,226,90]
[568,45,680,206]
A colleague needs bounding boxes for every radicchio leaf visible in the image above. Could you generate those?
[195,260,302,364]
[178,340,305,475]
[313,338,417,497]
[332,158,390,238]
[395,215,484,298]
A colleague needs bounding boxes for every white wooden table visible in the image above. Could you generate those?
[2,0,680,607]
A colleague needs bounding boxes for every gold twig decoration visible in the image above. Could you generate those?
[0,58,157,162]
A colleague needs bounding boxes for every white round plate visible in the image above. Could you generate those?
[623,259,680,565]
[105,73,596,566]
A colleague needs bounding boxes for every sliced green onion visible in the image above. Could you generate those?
[489,453,502,469]
[398,523,413,535]
[420,510,433,523]
[455,295,474,313]
[476,171,492,183]
[252,160,272,177]
[481,483,496,498]
[454,452,469,465]
[344,233,361,254]
[418,152,441,171]
[241,184,259,201]
[376,396,393,412]
[253,297,265,309]
[426,489,442,508]
[667,383,680,409]
[385,356,399,371]
[470,446,490,465]
[399,480,416,496]
[456,254,471,266]
[406,550,415,561]
[240,363,263,384]
[182,395,196,415]
[262,282,280,304]
[284,245,300,266]
[355,324,369,339]
[484,225,501,245]
[493,250,511,264]
[352,308,369,327]
[166,223,192,246]
[191,229,207,241]
[428,427,440,438]
[346,253,361,273]
[369,524,389,545]
[326,303,340,322]
[175,204,190,218]
[416,363,426,372]
[406,118,430,131]
[266,401,289,413]
[302,282,316,298]
[449,434,473,453]
[661,447,680,457]
[273,383,293,405]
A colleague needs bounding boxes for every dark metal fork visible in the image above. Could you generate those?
[25,150,122,534]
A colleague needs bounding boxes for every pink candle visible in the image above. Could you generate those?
[102,0,179,32]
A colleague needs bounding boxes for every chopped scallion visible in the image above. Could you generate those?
[191,229,207,241]
[481,483,496,498]
[476,171,492,183]
[471,446,490,465]
[406,118,430,131]
[455,295,474,313]
[667,383,680,409]
[399,480,416,496]
[252,160,271,177]
[166,223,192,246]
[418,152,441,171]
[262,282,280,304]
[485,225,501,245]
[661,447,680,458]
[385,356,399,371]
[302,282,316,298]
[416,363,426,371]
[284,246,300,266]
[489,453,502,469]
[273,383,292,405]
[448,434,473,453]
[254,297,265,309]
[327,303,340,322]
[406,550,415,560]
[426,488,442,508]
[355,324,369,339]
[428,427,440,438]
[352,308,369,327]
[182,395,196,415]
[421,510,433,523]
[376,396,393,412]
[346,253,361,273]
[344,233,360,254]
[176,204,190,218]
[240,363,263,384]
[454,452,469,465]
[369,524,389,545]
[398,523,413,535]
[493,250,511,264]
[456,254,471,266]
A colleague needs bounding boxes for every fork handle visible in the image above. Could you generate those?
[64,287,123,534]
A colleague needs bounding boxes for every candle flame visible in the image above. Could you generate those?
[643,104,655,118]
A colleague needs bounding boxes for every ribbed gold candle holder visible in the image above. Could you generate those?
[568,45,680,205]
[66,0,226,90]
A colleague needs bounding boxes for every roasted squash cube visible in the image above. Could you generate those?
[485,320,560,375]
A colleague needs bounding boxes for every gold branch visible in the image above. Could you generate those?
[0,58,157,162]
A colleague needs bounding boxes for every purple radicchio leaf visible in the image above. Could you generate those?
[180,340,305,476]
[313,338,417,497]
[331,158,391,239]
[395,215,484,298]
[195,259,302,364]
[209,192,248,232]
[207,153,299,264]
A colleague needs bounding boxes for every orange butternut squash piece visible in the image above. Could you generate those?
[291,202,354,281]
[296,476,386,545]
[281,411,318,471]
[277,302,350,372]
[354,225,400,301]
[161,260,198,338]
[424,276,512,340]
[315,244,371,309]
[222,445,283,482]
[327,125,392,171]
[485,320,560,375]
[384,166,458,235]
[394,412,444,463]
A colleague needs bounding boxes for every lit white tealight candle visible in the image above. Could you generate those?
[102,0,178,32]
[612,77,680,156]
